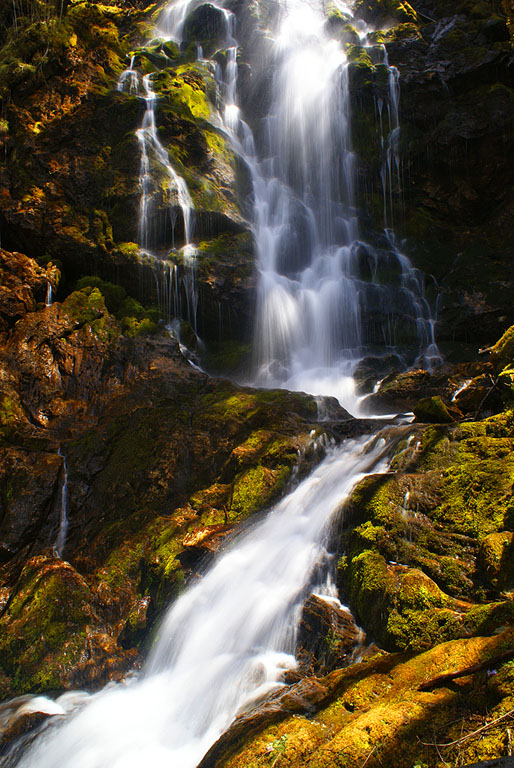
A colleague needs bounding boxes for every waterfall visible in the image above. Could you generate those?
[240,0,441,410]
[15,431,398,768]
[117,56,199,331]
[53,449,69,559]
[6,1,444,765]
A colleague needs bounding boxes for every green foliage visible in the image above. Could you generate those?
[76,275,126,313]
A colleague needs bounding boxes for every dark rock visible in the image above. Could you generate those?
[182,4,228,57]
[293,594,363,677]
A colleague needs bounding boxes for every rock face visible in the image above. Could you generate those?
[349,0,514,347]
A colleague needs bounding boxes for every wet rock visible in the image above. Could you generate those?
[293,594,364,677]
[361,368,451,414]
[0,250,58,332]
[0,448,62,558]
[452,374,502,416]
[350,0,514,346]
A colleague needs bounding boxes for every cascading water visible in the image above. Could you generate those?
[235,0,441,410]
[13,431,398,768]
[117,56,199,330]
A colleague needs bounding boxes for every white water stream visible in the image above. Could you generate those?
[117,54,199,329]
[16,433,393,768]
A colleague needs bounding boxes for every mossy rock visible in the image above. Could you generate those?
[202,630,514,768]
[230,463,291,520]
[413,396,460,424]
[0,556,95,694]
[62,287,120,341]
[478,531,514,588]
[76,276,126,313]
[182,3,228,58]
[491,325,514,371]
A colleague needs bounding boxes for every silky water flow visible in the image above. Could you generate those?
[15,432,399,768]
[9,0,440,765]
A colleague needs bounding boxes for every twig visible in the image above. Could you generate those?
[360,744,378,768]
[419,706,514,748]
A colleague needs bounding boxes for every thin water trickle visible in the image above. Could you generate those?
[53,449,69,559]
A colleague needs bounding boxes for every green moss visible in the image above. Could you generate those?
[386,607,463,651]
[231,464,291,520]
[121,316,159,337]
[0,394,24,436]
[0,557,93,694]
[76,276,126,313]
[413,396,456,424]
[396,569,447,611]
[478,531,514,588]
[346,550,393,628]
[62,287,120,341]
[153,64,211,120]
[435,436,514,537]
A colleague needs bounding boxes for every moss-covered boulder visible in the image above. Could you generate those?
[413,395,461,423]
[199,629,514,768]
[0,556,137,697]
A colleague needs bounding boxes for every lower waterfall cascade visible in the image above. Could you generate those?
[12,432,404,768]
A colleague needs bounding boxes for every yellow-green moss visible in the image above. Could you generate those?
[231,464,291,520]
[0,557,93,694]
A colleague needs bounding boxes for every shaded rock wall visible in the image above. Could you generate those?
[349,0,514,349]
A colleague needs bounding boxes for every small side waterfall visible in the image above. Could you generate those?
[17,431,397,768]
[117,56,199,331]
[53,449,69,559]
